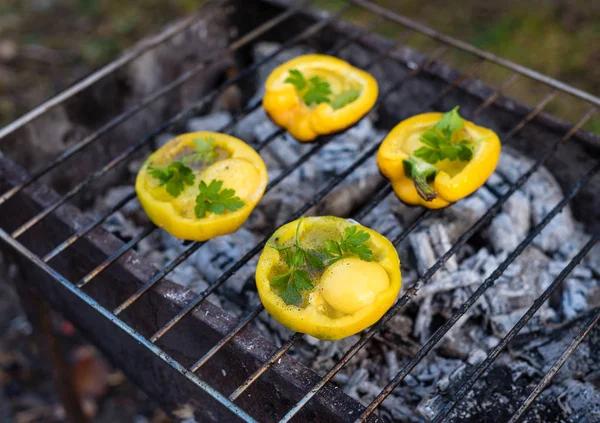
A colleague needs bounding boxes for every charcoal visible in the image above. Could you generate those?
[561,277,590,319]
[586,244,600,277]
[232,106,269,143]
[489,213,522,253]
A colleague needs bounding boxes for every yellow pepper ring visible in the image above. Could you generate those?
[136,132,267,241]
[256,216,401,341]
[377,113,501,209]
[263,54,379,142]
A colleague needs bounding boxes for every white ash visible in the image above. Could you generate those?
[187,110,232,133]
[86,41,600,423]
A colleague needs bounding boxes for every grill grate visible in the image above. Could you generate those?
[1,0,599,422]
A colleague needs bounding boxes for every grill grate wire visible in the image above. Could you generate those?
[0,0,599,422]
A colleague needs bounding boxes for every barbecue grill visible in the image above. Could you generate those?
[1,0,599,422]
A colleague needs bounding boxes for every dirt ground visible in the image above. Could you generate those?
[0,251,174,423]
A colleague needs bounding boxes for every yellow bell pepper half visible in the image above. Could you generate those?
[263,54,378,142]
[256,216,401,341]
[136,132,267,241]
[377,109,501,209]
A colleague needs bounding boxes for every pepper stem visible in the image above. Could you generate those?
[403,157,439,202]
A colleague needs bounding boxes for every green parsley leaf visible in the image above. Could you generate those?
[292,249,306,268]
[413,145,443,164]
[181,136,219,166]
[306,250,325,270]
[457,140,474,161]
[284,69,306,91]
[280,282,303,306]
[413,107,474,165]
[303,76,332,106]
[342,226,370,247]
[294,270,314,292]
[331,88,361,110]
[269,217,323,306]
[322,226,373,265]
[325,240,342,257]
[194,179,244,219]
[148,161,195,198]
[271,272,291,290]
[340,226,373,262]
[435,106,464,139]
[285,69,332,107]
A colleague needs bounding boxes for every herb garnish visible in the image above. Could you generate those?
[331,88,361,110]
[194,180,245,219]
[323,226,373,264]
[285,69,361,109]
[270,218,373,306]
[148,161,195,198]
[402,107,476,201]
[413,106,474,164]
[181,136,219,166]
[271,218,323,305]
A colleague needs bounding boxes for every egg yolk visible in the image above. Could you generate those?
[320,257,390,315]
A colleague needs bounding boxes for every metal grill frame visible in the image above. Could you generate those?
[1,0,599,422]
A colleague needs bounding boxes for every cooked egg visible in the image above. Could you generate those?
[320,257,389,315]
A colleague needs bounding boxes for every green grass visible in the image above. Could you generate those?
[1,0,598,133]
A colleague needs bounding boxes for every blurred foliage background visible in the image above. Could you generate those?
[0,0,598,131]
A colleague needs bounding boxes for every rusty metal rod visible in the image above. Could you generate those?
[430,234,599,422]
[507,308,600,423]
[43,191,137,262]
[76,224,156,288]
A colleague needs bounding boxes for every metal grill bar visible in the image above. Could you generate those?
[507,308,600,423]
[429,234,599,422]
[42,191,137,262]
[351,0,600,107]
[275,107,596,423]
[0,0,309,207]
[0,226,259,423]
[358,164,600,421]
[148,45,453,344]
[76,224,156,288]
[7,1,350,239]
[0,1,220,141]
[354,185,393,221]
[471,73,520,117]
[230,73,556,408]
[190,304,264,372]
[230,332,305,400]
[502,89,558,142]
